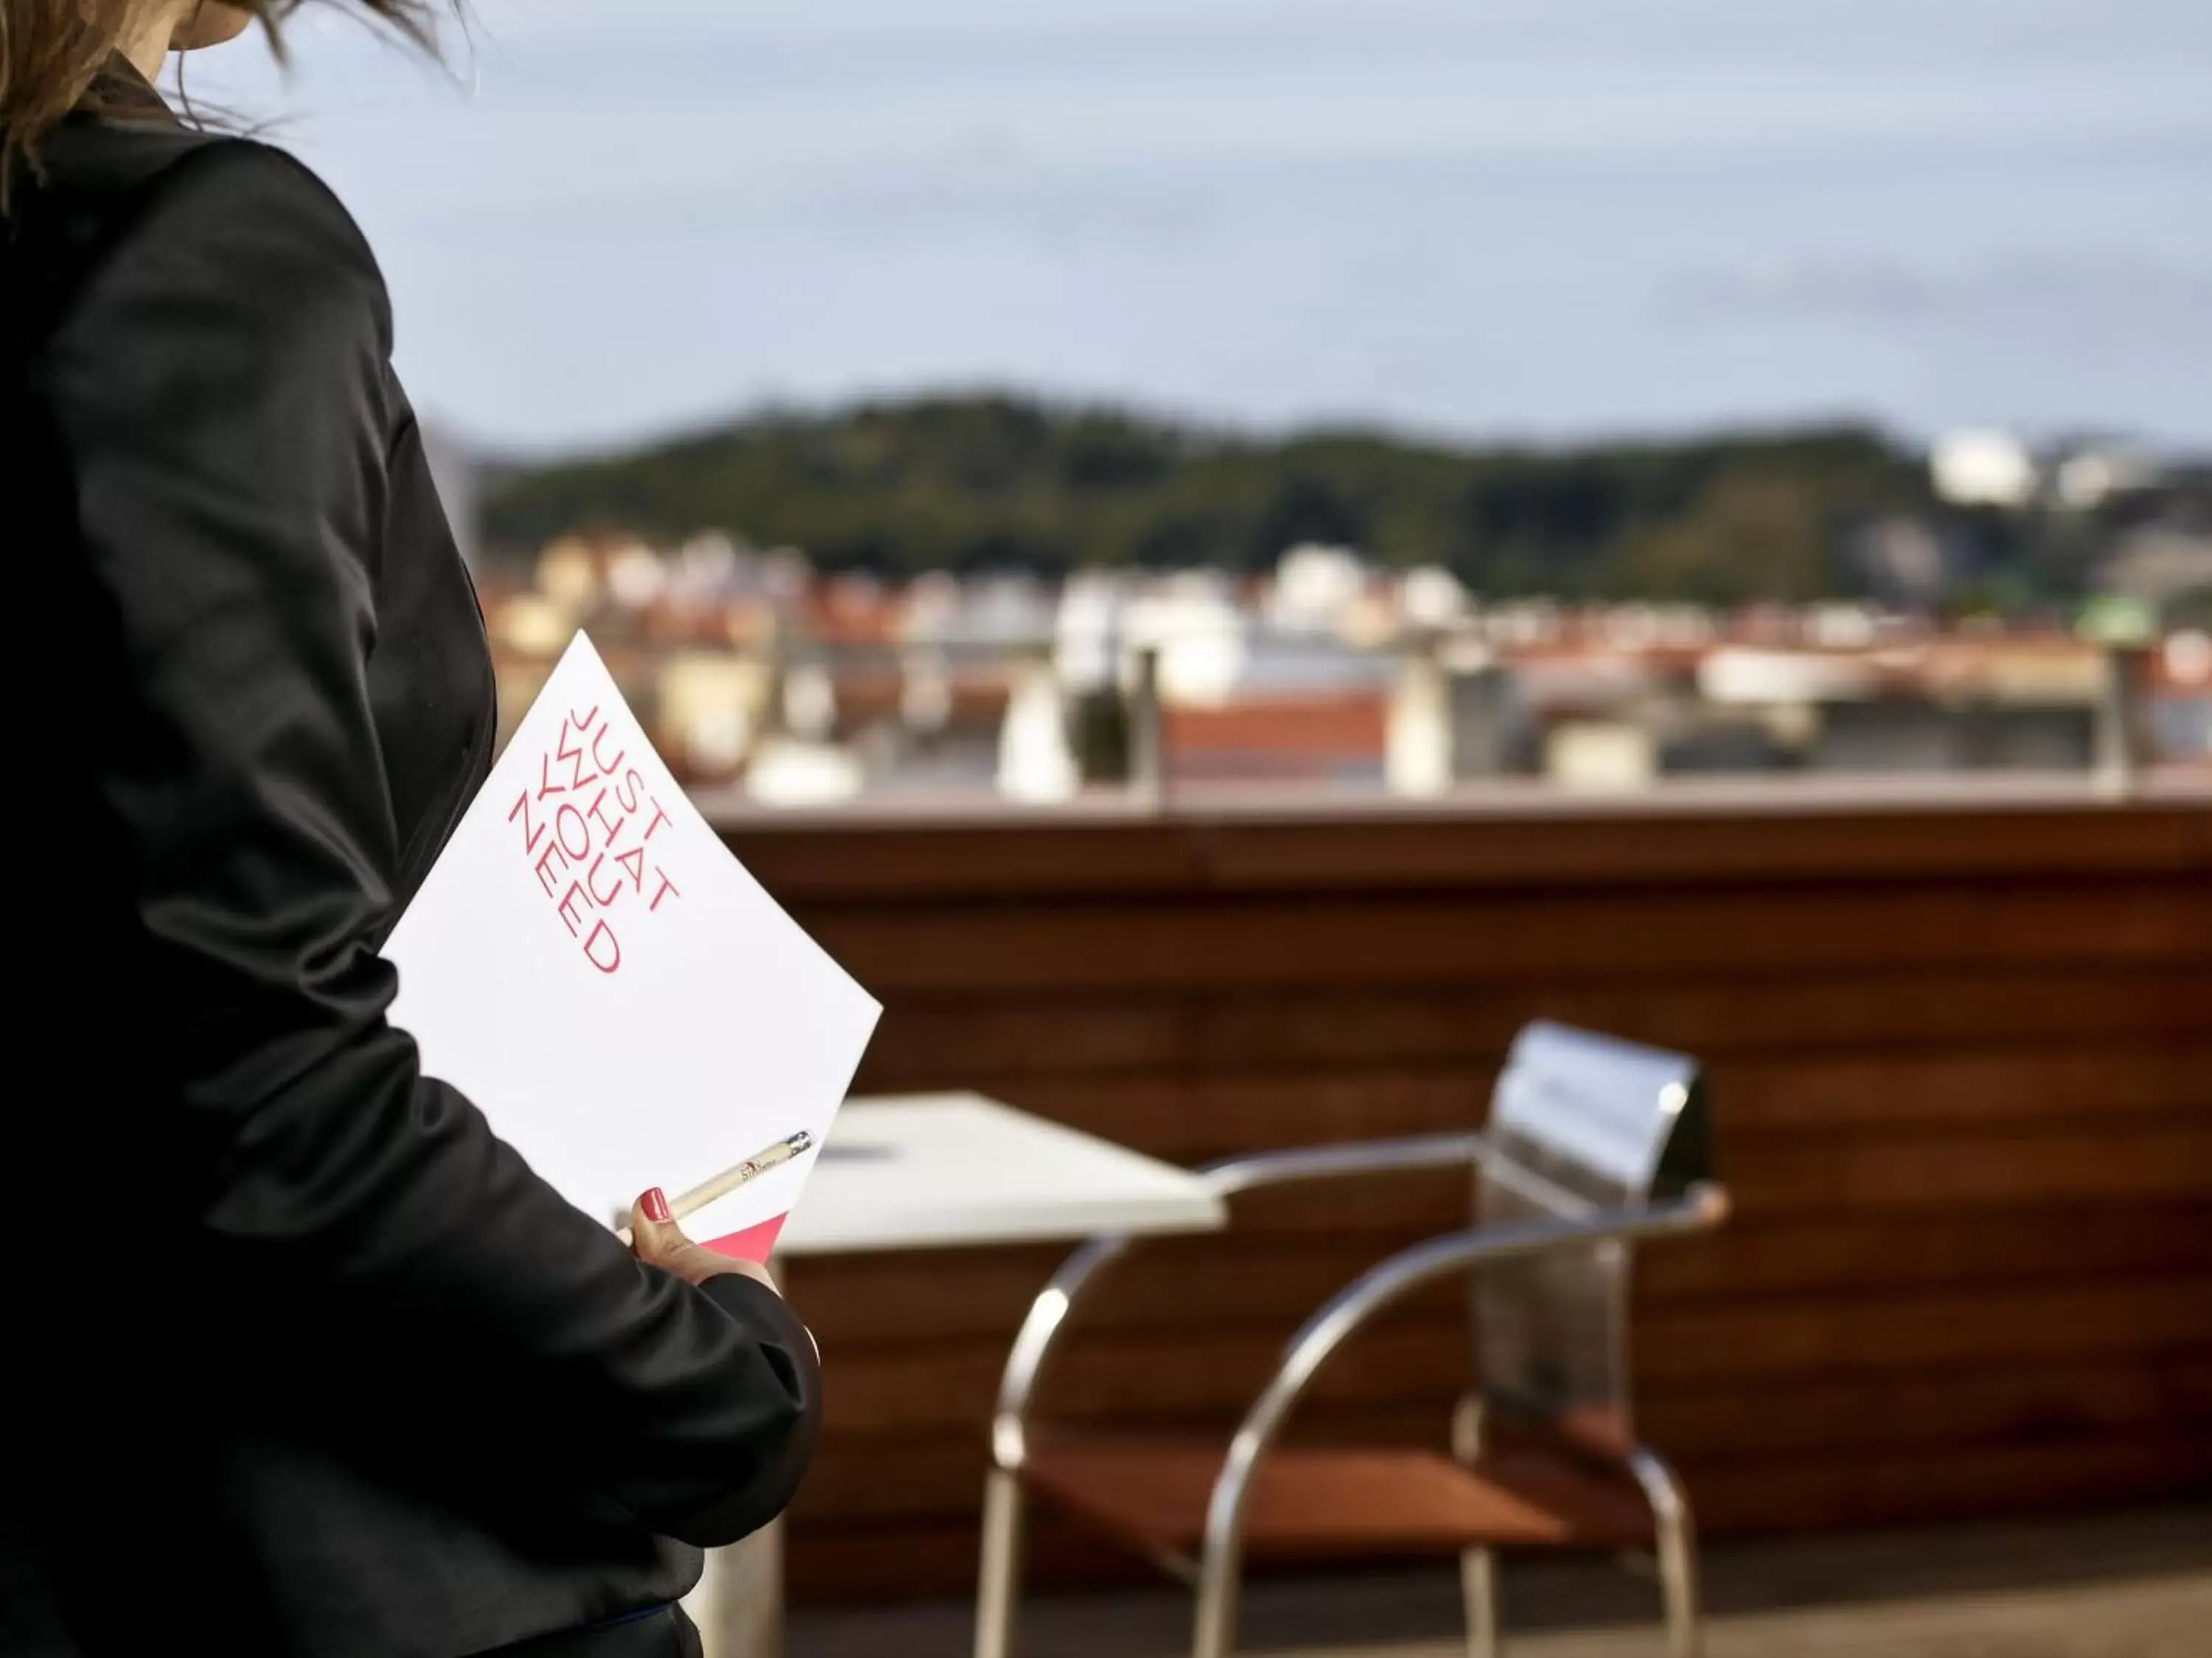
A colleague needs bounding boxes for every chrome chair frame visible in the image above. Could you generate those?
[974,1124,1730,1658]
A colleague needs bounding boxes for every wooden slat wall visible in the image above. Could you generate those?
[720,794,2212,1603]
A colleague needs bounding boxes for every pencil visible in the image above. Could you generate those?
[616,1129,814,1245]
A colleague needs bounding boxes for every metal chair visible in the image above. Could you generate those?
[974,1020,1730,1658]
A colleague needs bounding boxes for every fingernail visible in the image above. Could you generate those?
[641,1187,671,1224]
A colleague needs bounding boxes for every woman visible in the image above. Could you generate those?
[1,6,821,1656]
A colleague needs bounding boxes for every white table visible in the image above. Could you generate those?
[684,1093,1226,1658]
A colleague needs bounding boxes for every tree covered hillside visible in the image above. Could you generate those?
[481,395,1955,604]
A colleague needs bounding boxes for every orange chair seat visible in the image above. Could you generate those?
[1020,1437,1655,1564]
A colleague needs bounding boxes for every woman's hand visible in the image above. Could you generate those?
[629,1187,781,1294]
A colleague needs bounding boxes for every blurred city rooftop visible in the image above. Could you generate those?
[465,434,2212,814]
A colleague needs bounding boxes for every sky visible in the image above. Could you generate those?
[174,0,2212,457]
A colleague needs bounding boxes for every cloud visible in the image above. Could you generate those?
[1662,252,2212,350]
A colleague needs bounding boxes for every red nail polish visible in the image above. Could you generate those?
[641,1187,670,1224]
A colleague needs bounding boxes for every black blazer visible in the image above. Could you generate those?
[1,81,819,1658]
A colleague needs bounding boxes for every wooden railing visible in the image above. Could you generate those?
[721,780,2212,1603]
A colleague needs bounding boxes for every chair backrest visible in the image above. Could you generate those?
[1472,1021,1713,1451]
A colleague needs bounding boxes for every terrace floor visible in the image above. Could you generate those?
[788,1505,2212,1658]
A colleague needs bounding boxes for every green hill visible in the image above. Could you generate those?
[479,394,1948,604]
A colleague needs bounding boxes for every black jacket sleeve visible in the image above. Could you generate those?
[34,137,815,1549]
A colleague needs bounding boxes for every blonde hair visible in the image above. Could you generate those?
[1,2,436,188]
